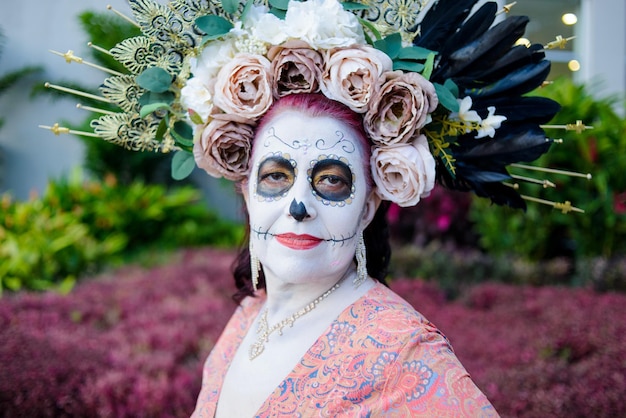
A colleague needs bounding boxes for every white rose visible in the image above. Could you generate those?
[191,38,238,81]
[252,11,289,45]
[284,0,365,49]
[180,77,215,124]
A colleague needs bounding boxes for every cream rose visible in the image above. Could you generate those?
[370,135,436,207]
[268,40,324,98]
[320,45,393,113]
[212,53,273,120]
[364,71,438,146]
[193,114,255,181]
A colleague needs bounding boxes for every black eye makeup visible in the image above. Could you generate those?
[256,155,296,199]
[309,157,355,204]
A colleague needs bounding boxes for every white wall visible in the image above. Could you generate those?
[0,0,131,199]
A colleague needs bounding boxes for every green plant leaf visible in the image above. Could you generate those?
[422,52,436,80]
[269,0,290,10]
[341,2,370,11]
[221,0,239,14]
[392,60,425,72]
[138,91,175,106]
[155,118,167,141]
[139,102,170,118]
[397,46,434,61]
[374,33,402,59]
[444,78,459,97]
[434,83,460,112]
[358,17,382,43]
[136,67,172,93]
[171,121,194,147]
[196,15,234,40]
[171,150,196,180]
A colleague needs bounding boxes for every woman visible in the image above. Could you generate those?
[191,94,497,417]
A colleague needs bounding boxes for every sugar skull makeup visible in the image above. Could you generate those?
[245,110,376,284]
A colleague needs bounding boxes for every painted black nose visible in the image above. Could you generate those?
[289,199,309,222]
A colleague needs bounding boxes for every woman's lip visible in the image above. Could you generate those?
[275,233,323,250]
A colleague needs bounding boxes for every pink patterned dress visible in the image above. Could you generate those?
[192,283,498,417]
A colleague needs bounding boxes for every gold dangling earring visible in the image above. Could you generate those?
[354,230,367,287]
[250,239,260,292]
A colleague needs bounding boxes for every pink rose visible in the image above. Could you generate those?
[364,71,438,146]
[370,135,436,207]
[268,40,324,98]
[193,113,255,181]
[320,45,392,113]
[213,53,273,120]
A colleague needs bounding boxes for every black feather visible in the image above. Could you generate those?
[471,96,561,124]
[464,60,551,99]
[454,43,545,87]
[457,125,552,165]
[439,2,498,58]
[441,15,530,79]
[413,0,479,51]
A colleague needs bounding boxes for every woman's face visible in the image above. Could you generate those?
[245,110,378,284]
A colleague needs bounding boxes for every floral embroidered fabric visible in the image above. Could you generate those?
[192,283,498,417]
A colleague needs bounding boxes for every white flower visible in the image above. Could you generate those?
[251,10,289,45]
[476,106,507,139]
[190,38,238,81]
[449,96,481,132]
[180,77,214,124]
[283,0,365,49]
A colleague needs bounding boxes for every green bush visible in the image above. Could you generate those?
[470,78,626,260]
[0,173,244,293]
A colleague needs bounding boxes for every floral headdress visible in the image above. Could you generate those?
[43,0,590,212]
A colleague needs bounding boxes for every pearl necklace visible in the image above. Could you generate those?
[249,275,347,360]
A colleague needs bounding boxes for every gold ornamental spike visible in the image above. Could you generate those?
[544,35,576,50]
[498,2,517,15]
[45,82,113,103]
[511,163,592,180]
[106,4,140,28]
[541,120,593,134]
[76,103,117,115]
[39,123,99,138]
[87,42,113,56]
[49,50,125,76]
[510,174,556,189]
[520,195,585,214]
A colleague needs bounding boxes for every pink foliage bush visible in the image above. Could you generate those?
[1,248,625,417]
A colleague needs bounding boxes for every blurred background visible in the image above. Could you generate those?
[0,1,625,417]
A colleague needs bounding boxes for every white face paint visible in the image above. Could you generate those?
[246,110,375,285]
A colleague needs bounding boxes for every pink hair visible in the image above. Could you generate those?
[254,93,373,186]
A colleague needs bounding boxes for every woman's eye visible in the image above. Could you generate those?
[256,157,295,198]
[310,160,353,202]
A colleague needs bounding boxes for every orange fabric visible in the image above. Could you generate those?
[192,283,498,417]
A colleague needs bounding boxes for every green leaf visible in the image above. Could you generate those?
[397,46,434,61]
[221,0,239,14]
[171,121,194,147]
[269,0,290,10]
[434,83,460,112]
[374,33,402,59]
[341,2,370,11]
[269,8,287,19]
[171,150,196,180]
[392,60,425,72]
[358,17,382,43]
[136,67,172,93]
[155,118,168,141]
[241,0,254,21]
[422,52,436,80]
[444,78,459,97]
[140,102,170,118]
[196,15,234,40]
[138,91,175,106]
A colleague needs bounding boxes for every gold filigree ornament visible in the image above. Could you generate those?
[41,0,593,211]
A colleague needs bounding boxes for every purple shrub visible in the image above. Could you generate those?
[1,248,625,418]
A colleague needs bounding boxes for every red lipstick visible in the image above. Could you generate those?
[275,233,323,250]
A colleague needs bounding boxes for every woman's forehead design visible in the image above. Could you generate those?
[260,127,357,156]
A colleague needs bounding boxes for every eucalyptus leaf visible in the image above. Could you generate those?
[139,91,175,106]
[241,0,254,21]
[171,150,196,180]
[269,0,290,11]
[434,83,460,112]
[196,15,233,40]
[374,33,401,59]
[221,0,239,14]
[139,102,170,118]
[422,52,436,80]
[172,121,194,147]
[136,67,172,93]
[397,46,434,61]
[358,17,382,43]
[155,118,167,141]
[444,78,459,97]
[392,60,425,72]
[269,8,286,19]
[341,2,370,10]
